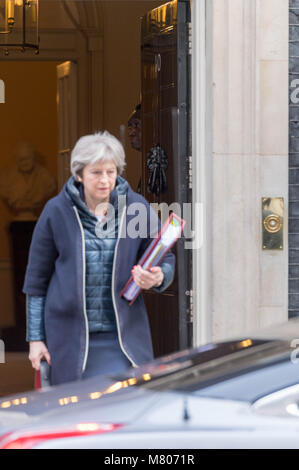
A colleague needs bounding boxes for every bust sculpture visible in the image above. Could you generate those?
[0,141,57,221]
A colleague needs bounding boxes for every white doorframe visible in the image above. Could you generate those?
[191,0,213,346]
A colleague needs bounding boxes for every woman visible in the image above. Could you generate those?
[23,131,175,386]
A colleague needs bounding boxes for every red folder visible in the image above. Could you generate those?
[121,213,185,305]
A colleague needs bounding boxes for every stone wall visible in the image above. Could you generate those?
[211,0,288,340]
[289,0,299,318]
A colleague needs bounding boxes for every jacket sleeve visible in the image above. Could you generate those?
[151,261,175,293]
[137,201,176,293]
[23,200,58,296]
[26,295,46,342]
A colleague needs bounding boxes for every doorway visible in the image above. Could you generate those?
[0,61,59,353]
[0,1,192,397]
[0,60,59,395]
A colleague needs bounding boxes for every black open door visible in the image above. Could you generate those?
[141,0,192,357]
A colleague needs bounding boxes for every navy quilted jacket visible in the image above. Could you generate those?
[23,176,175,385]
[65,176,128,332]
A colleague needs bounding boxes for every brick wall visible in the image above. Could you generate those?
[289,0,299,317]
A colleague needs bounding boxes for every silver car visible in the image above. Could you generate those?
[1,320,299,449]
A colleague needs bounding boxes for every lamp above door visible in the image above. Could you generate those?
[0,0,39,54]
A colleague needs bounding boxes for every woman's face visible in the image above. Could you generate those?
[79,159,118,204]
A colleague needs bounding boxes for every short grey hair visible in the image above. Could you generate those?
[70,130,126,180]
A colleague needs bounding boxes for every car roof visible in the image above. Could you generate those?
[0,319,297,417]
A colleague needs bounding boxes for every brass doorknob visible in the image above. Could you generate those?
[263,214,282,234]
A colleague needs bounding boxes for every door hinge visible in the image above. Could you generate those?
[188,22,192,55]
[188,155,192,189]
[185,289,194,323]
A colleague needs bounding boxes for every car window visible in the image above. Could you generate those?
[193,358,299,403]
[112,339,293,402]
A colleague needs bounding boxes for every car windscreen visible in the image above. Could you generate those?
[112,339,296,402]
[192,358,299,402]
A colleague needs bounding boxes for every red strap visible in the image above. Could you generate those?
[34,370,41,390]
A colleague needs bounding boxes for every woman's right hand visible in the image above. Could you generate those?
[29,341,51,370]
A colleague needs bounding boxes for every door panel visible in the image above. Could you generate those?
[141,0,191,358]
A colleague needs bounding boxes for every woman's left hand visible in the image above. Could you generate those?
[132,265,164,290]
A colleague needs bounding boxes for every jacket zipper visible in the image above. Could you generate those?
[112,205,137,368]
[73,206,89,373]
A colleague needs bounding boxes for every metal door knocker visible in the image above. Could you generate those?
[146,145,168,196]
